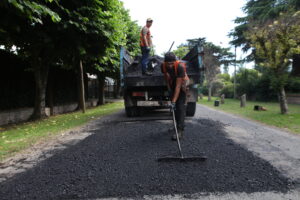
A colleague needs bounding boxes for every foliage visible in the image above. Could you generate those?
[202,41,235,99]
[0,0,139,119]
[0,0,61,50]
[217,73,231,82]
[286,77,300,92]
[236,68,261,99]
[173,44,189,59]
[172,38,234,99]
[246,10,300,88]
[98,3,140,79]
[255,74,278,100]
[0,0,60,23]
[245,10,300,113]
[213,70,278,101]
[219,82,234,98]
[229,0,300,51]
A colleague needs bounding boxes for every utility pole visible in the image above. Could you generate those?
[234,46,237,99]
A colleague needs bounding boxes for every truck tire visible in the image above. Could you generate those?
[125,106,138,117]
[186,102,196,116]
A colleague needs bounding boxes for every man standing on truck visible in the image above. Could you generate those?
[140,18,153,76]
[162,52,188,140]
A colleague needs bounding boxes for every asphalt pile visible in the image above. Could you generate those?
[0,117,293,199]
[126,55,163,75]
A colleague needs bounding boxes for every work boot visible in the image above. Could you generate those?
[172,129,183,141]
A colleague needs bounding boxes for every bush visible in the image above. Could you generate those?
[287,77,300,93]
[235,68,260,100]
[255,75,277,101]
[212,80,224,96]
[200,85,208,95]
[220,81,234,98]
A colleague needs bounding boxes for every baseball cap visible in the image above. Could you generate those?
[147,18,153,22]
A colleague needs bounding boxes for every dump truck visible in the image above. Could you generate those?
[120,44,204,117]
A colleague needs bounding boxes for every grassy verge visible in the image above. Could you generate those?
[198,97,300,134]
[0,102,124,161]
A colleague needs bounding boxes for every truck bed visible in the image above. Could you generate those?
[121,45,204,88]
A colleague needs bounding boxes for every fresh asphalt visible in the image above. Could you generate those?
[0,104,299,200]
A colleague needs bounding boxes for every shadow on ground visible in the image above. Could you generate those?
[0,111,293,199]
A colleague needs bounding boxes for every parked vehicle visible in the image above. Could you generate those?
[120,44,204,117]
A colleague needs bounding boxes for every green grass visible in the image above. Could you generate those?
[0,102,124,161]
[198,97,300,134]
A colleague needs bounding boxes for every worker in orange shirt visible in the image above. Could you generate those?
[140,18,153,76]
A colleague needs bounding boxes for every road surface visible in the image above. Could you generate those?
[0,104,299,199]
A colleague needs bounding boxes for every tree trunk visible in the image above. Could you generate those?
[84,71,89,100]
[199,93,203,99]
[48,72,54,116]
[31,65,49,120]
[278,87,288,114]
[220,94,225,104]
[98,75,105,105]
[78,60,86,113]
[208,82,212,101]
[240,94,246,107]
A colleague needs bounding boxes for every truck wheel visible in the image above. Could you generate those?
[125,106,138,117]
[186,102,196,116]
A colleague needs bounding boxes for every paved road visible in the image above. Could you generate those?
[0,104,299,199]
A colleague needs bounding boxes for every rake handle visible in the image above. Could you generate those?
[172,109,184,158]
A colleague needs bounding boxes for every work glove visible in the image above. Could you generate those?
[169,102,176,112]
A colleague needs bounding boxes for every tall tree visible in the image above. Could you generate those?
[0,0,62,119]
[0,0,132,119]
[230,0,300,73]
[91,2,140,105]
[246,10,300,114]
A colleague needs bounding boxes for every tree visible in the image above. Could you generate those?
[230,0,300,72]
[0,0,135,119]
[92,3,140,105]
[246,10,300,114]
[203,42,234,101]
[0,0,63,119]
[173,44,189,59]
[203,44,221,101]
[172,38,234,100]
[230,0,294,51]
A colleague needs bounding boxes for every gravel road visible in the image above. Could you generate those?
[0,104,299,199]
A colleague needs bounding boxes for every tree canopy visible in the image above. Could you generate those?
[230,0,300,53]
[0,0,140,119]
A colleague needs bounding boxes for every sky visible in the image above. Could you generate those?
[121,0,251,72]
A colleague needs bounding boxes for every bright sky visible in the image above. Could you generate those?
[121,0,247,57]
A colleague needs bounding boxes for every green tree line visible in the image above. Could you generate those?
[0,0,140,119]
